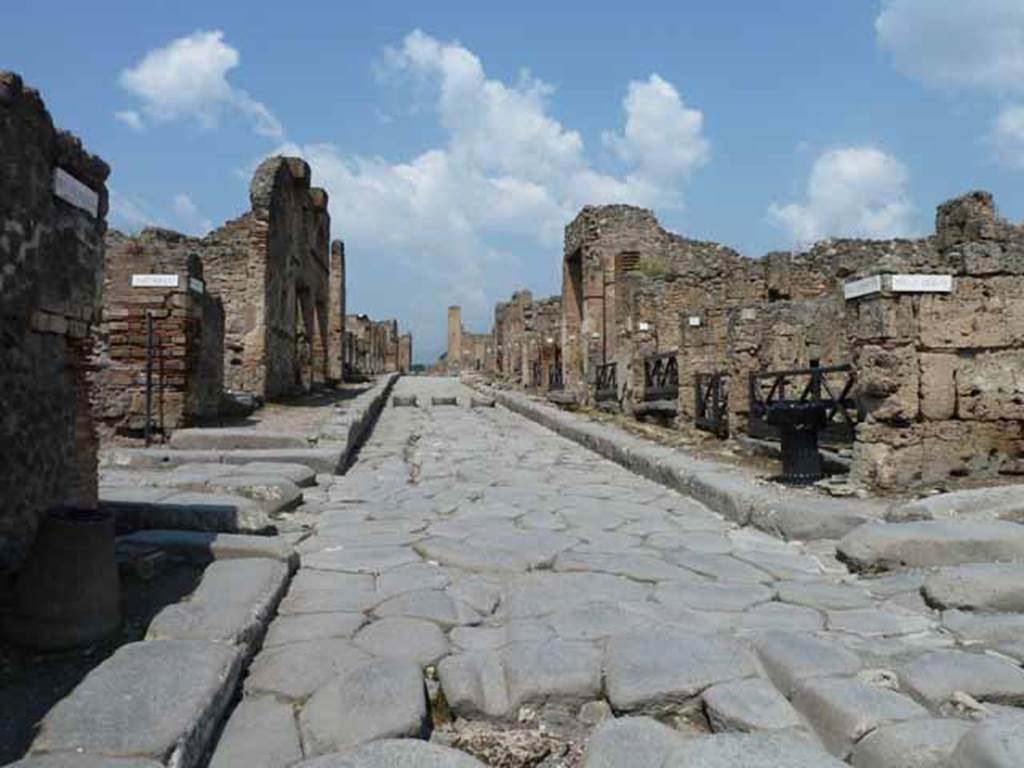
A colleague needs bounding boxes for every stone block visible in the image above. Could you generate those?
[754,632,862,695]
[957,350,1024,422]
[855,344,919,422]
[116,529,297,566]
[438,651,511,718]
[208,696,302,768]
[30,639,242,767]
[923,563,1024,612]
[951,715,1024,768]
[662,730,846,767]
[584,716,688,768]
[898,649,1024,707]
[849,718,972,768]
[702,678,804,733]
[918,353,958,421]
[169,428,311,450]
[294,740,487,767]
[245,638,372,702]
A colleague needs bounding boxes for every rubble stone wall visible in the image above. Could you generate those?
[398,333,413,374]
[94,229,224,435]
[0,72,110,573]
[328,239,345,383]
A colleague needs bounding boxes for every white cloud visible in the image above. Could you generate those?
[876,0,1024,95]
[114,110,144,131]
[108,189,161,232]
[768,146,915,245]
[275,30,710,357]
[991,104,1024,169]
[118,30,282,137]
[172,193,214,235]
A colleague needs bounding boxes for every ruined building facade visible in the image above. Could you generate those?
[445,305,493,374]
[0,72,110,572]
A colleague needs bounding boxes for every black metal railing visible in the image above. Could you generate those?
[694,372,729,438]
[748,363,858,444]
[644,352,679,402]
[595,362,618,404]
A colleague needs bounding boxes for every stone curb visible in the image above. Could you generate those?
[321,373,399,471]
[479,386,884,541]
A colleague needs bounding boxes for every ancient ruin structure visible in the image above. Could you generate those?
[344,313,412,377]
[0,71,111,573]
[398,333,413,374]
[93,229,224,435]
[203,157,332,399]
[493,290,562,390]
[445,304,493,373]
[328,239,346,383]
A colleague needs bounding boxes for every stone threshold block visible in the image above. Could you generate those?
[29,639,244,768]
[117,529,299,568]
[101,446,347,475]
[170,428,314,450]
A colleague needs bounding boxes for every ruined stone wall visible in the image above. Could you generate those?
[378,319,399,373]
[848,192,1024,489]
[328,239,345,383]
[0,72,109,573]
[447,306,463,373]
[94,229,224,435]
[461,332,493,372]
[398,333,413,374]
[203,157,330,399]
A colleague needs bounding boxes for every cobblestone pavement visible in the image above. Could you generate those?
[215,377,1024,767]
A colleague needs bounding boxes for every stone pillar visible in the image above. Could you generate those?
[447,306,462,374]
[329,239,345,383]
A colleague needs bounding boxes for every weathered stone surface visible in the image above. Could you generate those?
[170,428,310,450]
[584,716,688,768]
[117,529,296,565]
[898,649,1024,707]
[922,563,1024,612]
[655,582,772,612]
[849,718,972,768]
[241,461,318,487]
[789,676,928,758]
[295,739,487,767]
[755,633,862,695]
[826,608,934,637]
[8,758,162,768]
[775,581,874,610]
[245,638,371,701]
[298,659,428,756]
[891,486,1024,523]
[208,696,302,768]
[663,731,847,767]
[604,632,757,714]
[951,715,1024,768]
[354,617,449,666]
[374,588,481,628]
[438,651,510,718]
[206,476,303,513]
[837,521,1024,572]
[504,638,603,707]
[263,612,366,648]
[31,640,241,766]
[702,678,804,733]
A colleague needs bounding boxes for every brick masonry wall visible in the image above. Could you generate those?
[0,72,109,573]
[94,229,224,434]
[328,240,345,382]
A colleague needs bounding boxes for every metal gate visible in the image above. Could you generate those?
[694,372,729,437]
[644,353,679,402]
[748,363,858,444]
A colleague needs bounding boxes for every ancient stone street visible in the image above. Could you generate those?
[191,377,1022,767]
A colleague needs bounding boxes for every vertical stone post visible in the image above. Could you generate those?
[329,239,345,383]
[447,306,462,374]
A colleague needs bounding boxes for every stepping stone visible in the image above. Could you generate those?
[789,677,928,758]
[898,649,1024,707]
[755,633,862,695]
[392,395,418,407]
[837,520,1024,573]
[951,715,1024,768]
[584,716,688,768]
[431,396,458,406]
[849,718,971,768]
[240,461,318,487]
[702,678,805,733]
[604,631,758,714]
[245,638,372,701]
[504,638,603,707]
[30,640,242,765]
[298,659,428,757]
[295,739,486,767]
[206,476,303,514]
[922,563,1024,612]
[663,731,846,767]
[208,696,302,768]
[354,617,449,667]
[890,486,1024,523]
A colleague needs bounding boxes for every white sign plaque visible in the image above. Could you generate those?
[741,308,757,321]
[843,275,883,300]
[891,274,953,294]
[132,274,179,288]
[638,321,651,332]
[188,277,205,294]
[688,316,702,327]
[53,168,99,217]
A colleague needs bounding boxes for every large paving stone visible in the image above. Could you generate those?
[941,609,1024,645]
[735,602,824,632]
[663,731,847,767]
[206,476,303,514]
[952,715,1024,768]
[374,588,481,628]
[31,640,241,767]
[891,486,1024,523]
[354,616,449,666]
[170,428,310,450]
[898,649,1024,707]
[241,461,318,487]
[922,563,1024,612]
[245,638,372,701]
[837,520,1024,573]
[825,608,934,637]
[790,677,928,758]
[849,718,972,768]
[501,572,649,619]
[302,546,420,574]
[438,651,511,718]
[8,758,163,768]
[775,580,874,610]
[504,638,603,707]
[208,696,302,768]
[298,658,428,756]
[702,678,804,733]
[666,551,772,583]
[583,716,688,768]
[755,633,862,695]
[263,612,367,648]
[655,582,773,613]
[604,632,758,714]
[295,739,487,767]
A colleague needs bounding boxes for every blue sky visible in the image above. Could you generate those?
[5,1,1024,361]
